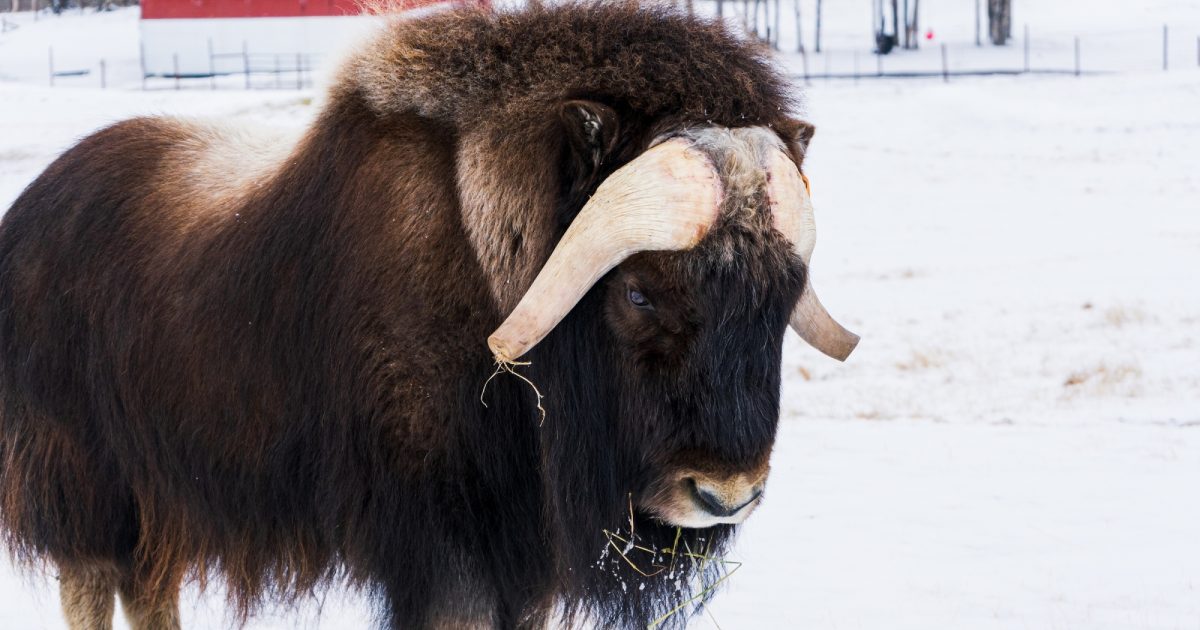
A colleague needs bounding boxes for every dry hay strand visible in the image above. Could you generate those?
[600,495,742,629]
[480,359,547,425]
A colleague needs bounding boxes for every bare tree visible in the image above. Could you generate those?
[891,0,899,49]
[793,0,804,52]
[774,0,780,50]
[975,0,982,46]
[814,0,822,53]
[873,0,899,54]
[910,0,920,48]
[988,0,1012,45]
[907,0,916,48]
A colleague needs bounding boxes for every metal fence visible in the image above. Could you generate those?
[761,22,1198,82]
[7,6,1200,91]
[5,0,137,15]
[138,42,323,91]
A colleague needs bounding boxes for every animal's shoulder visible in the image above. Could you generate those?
[159,119,299,194]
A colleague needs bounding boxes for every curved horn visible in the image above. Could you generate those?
[488,139,722,363]
[766,149,860,361]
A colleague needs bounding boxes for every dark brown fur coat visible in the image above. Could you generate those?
[0,3,799,628]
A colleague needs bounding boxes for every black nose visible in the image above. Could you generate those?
[689,479,762,518]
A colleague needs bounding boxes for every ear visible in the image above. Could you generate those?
[559,100,620,173]
[793,120,816,152]
[778,118,817,160]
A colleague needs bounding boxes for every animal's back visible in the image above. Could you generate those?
[0,116,298,567]
[0,106,472,614]
[0,118,185,566]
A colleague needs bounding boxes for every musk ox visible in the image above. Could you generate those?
[0,4,857,629]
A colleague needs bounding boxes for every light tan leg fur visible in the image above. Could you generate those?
[117,574,182,630]
[59,564,118,630]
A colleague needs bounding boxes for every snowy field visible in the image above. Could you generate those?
[1,2,1198,629]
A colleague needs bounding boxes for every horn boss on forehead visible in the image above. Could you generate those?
[488,138,723,363]
[490,127,859,363]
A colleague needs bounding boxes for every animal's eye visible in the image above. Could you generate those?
[628,288,652,309]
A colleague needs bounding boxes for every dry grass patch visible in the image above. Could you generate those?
[1103,305,1148,328]
[895,348,948,372]
[1062,361,1143,397]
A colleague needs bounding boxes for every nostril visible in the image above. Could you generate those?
[695,487,731,517]
[689,479,759,518]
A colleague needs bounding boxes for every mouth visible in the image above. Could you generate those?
[641,476,764,530]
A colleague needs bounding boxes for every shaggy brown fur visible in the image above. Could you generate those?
[0,3,811,628]
[339,1,795,310]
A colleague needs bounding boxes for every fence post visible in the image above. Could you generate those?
[801,48,810,85]
[1023,24,1030,72]
[876,48,883,76]
[1074,36,1080,76]
[99,58,105,88]
[941,43,948,83]
[975,0,982,47]
[208,38,216,90]
[173,53,179,90]
[47,46,53,86]
[296,53,302,90]
[139,41,146,90]
[1162,24,1168,71]
[243,41,250,89]
[853,51,859,84]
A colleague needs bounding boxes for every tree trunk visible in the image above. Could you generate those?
[911,0,919,48]
[902,0,910,48]
[988,0,1011,45]
[794,0,803,53]
[975,0,981,46]
[774,0,780,50]
[891,0,899,46]
[815,0,822,53]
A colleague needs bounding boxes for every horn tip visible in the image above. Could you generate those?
[828,331,860,362]
[488,334,522,364]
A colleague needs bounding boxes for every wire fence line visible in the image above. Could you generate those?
[37,38,325,91]
[4,0,137,17]
[9,12,1200,90]
[137,42,325,91]
[788,23,1199,83]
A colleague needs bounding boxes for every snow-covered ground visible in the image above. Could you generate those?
[1,3,1198,629]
